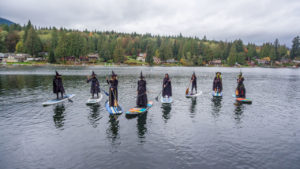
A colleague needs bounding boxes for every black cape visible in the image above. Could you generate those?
[162,77,172,97]
[213,77,222,91]
[191,76,197,90]
[137,79,148,107]
[87,77,100,94]
[236,77,246,98]
[107,79,118,107]
[53,77,65,94]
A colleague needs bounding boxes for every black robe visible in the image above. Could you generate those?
[53,77,65,94]
[136,79,148,107]
[107,79,118,107]
[213,77,222,92]
[191,76,197,92]
[236,78,246,98]
[87,77,100,94]
[162,78,172,97]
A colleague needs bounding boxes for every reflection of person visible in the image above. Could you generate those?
[53,105,65,129]
[106,71,118,107]
[53,71,65,99]
[213,72,222,93]
[236,72,246,98]
[136,71,148,108]
[162,73,172,97]
[190,72,197,94]
[87,71,100,98]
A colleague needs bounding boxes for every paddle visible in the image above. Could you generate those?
[113,90,118,107]
[155,80,170,101]
[101,88,109,96]
[185,81,191,95]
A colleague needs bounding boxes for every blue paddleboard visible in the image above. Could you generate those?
[105,101,123,115]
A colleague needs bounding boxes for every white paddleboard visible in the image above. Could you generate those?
[86,93,103,105]
[42,94,75,106]
[161,96,173,103]
[186,91,203,98]
[212,91,222,97]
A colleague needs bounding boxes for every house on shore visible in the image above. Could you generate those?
[0,53,7,63]
[153,57,161,64]
[2,53,30,62]
[87,53,99,62]
[209,59,222,66]
[136,53,146,62]
[256,57,271,65]
[162,58,178,64]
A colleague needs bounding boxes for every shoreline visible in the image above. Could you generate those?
[0,62,299,69]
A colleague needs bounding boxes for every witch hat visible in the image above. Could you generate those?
[140,71,144,79]
[92,71,96,76]
[112,71,117,77]
[55,71,61,76]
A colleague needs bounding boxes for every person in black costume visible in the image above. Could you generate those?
[136,71,148,107]
[190,72,197,94]
[213,72,222,93]
[162,73,172,98]
[53,71,65,99]
[236,72,246,98]
[106,71,118,107]
[87,71,100,99]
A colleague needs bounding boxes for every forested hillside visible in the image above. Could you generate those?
[1,21,300,66]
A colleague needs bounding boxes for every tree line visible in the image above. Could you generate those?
[1,21,300,65]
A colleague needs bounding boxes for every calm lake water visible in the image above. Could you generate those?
[0,65,300,169]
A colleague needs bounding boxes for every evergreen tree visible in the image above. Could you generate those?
[227,44,237,66]
[24,27,42,56]
[146,42,154,65]
[49,49,56,63]
[55,31,68,62]
[290,36,300,60]
[0,30,8,52]
[23,20,32,43]
[51,27,58,50]
[274,39,280,61]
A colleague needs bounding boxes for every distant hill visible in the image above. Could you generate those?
[0,17,15,25]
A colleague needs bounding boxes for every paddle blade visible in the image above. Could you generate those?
[185,88,189,95]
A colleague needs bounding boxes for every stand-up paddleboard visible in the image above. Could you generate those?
[105,101,123,115]
[86,93,103,105]
[161,96,173,103]
[212,91,222,97]
[236,98,252,104]
[42,94,75,106]
[125,101,154,115]
[186,91,203,98]
[233,94,252,104]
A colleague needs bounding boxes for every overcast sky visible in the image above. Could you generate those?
[1,0,300,46]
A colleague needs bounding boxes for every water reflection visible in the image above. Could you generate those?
[189,98,197,118]
[87,105,101,128]
[161,104,172,122]
[53,104,66,129]
[106,116,120,144]
[234,102,244,123]
[137,112,147,141]
[211,97,222,118]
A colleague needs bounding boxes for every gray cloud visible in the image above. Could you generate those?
[1,0,299,46]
